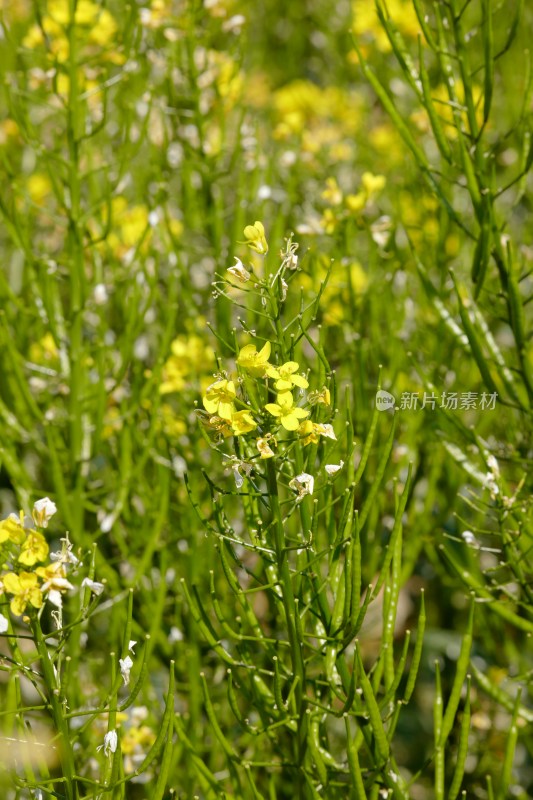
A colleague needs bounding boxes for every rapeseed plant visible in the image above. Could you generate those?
[0,0,531,798]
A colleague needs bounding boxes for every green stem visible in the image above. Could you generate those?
[265,458,308,794]
[32,616,77,800]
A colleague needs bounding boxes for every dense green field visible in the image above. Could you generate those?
[0,1,532,798]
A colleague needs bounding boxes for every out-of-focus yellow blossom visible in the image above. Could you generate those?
[243,221,268,254]
[352,0,420,52]
[361,172,386,197]
[268,361,308,392]
[212,50,243,106]
[237,341,272,376]
[204,0,238,19]
[368,123,404,165]
[160,336,215,395]
[257,434,276,459]
[0,515,26,545]
[242,71,272,109]
[412,83,484,139]
[0,0,31,21]
[298,421,337,446]
[321,208,339,234]
[230,410,257,436]
[121,724,156,757]
[139,0,171,29]
[308,387,331,406]
[23,0,120,61]
[322,177,343,206]
[265,392,309,431]
[273,81,360,141]
[102,406,123,439]
[159,405,187,439]
[345,173,385,217]
[202,379,236,420]
[27,174,53,206]
[107,198,150,255]
[345,193,366,213]
[2,572,43,616]
[0,118,20,144]
[18,531,49,567]
[89,9,118,47]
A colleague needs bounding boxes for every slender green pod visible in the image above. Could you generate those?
[481,0,494,123]
[413,0,437,50]
[358,414,396,531]
[417,37,453,163]
[440,599,474,746]
[434,660,444,800]
[403,591,426,703]
[355,643,390,765]
[200,671,238,759]
[497,689,522,800]
[447,675,471,800]
[345,714,368,800]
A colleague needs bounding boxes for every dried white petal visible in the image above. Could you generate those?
[289,473,314,499]
[32,497,57,528]
[81,578,105,596]
[119,655,134,686]
[97,730,118,756]
[325,461,344,476]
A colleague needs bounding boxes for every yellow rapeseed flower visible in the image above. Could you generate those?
[298,421,337,446]
[361,172,386,197]
[230,410,257,436]
[237,341,272,376]
[322,177,343,206]
[18,531,49,566]
[202,379,236,420]
[308,387,331,406]
[0,515,26,545]
[265,392,309,431]
[3,572,43,616]
[268,361,309,392]
[257,435,276,458]
[243,221,268,254]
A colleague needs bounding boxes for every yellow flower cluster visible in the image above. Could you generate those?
[320,172,386,233]
[271,80,360,158]
[0,500,73,618]
[23,0,121,63]
[200,339,334,459]
[160,334,216,396]
[351,0,420,53]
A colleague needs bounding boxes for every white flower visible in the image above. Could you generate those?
[317,423,336,440]
[50,540,79,566]
[289,473,314,500]
[0,613,8,633]
[93,283,109,306]
[81,578,105,596]
[169,626,184,644]
[119,655,134,686]
[325,461,344,476]
[224,457,252,489]
[32,497,57,528]
[98,730,118,756]
[128,640,137,653]
[462,530,477,546]
[227,257,250,283]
